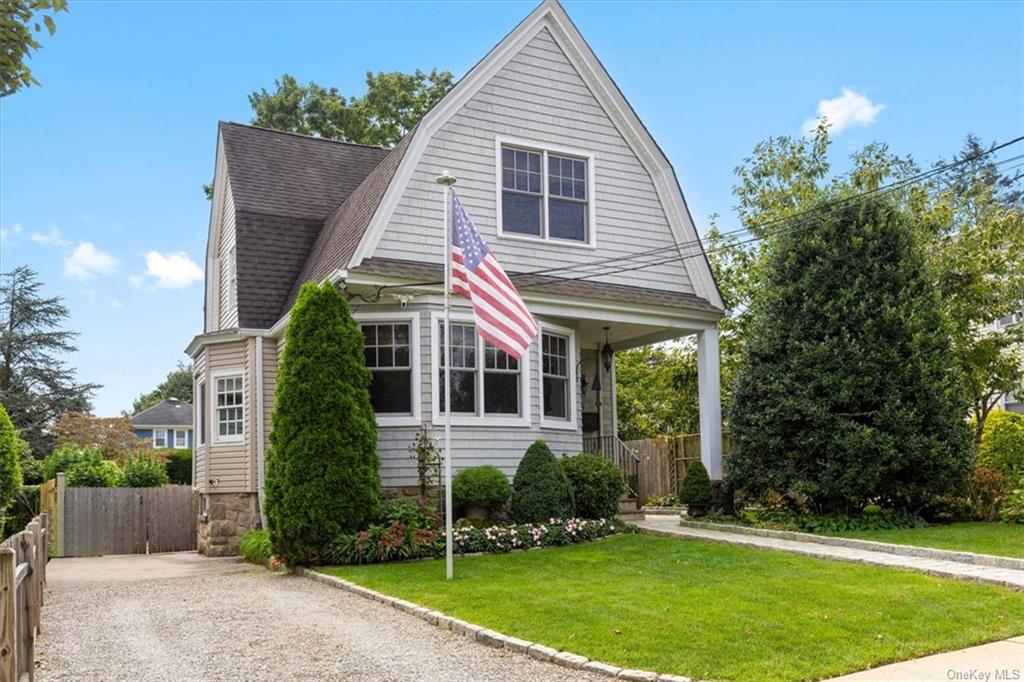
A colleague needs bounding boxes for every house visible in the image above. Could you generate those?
[185,0,725,555]
[129,398,194,449]
[991,306,1023,414]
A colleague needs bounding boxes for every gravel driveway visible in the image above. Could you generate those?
[37,552,601,681]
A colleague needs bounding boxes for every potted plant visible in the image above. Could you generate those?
[680,461,713,517]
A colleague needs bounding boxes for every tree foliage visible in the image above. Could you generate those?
[121,456,168,488]
[205,69,453,198]
[131,361,193,415]
[0,402,23,519]
[510,440,574,523]
[52,412,147,463]
[1,0,68,97]
[264,282,380,566]
[728,198,973,513]
[0,267,98,455]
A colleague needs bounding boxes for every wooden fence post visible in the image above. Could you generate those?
[0,547,15,682]
[55,474,66,558]
[19,529,35,682]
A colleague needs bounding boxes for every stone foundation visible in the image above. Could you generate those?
[197,492,260,557]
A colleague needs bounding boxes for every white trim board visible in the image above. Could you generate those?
[347,0,724,312]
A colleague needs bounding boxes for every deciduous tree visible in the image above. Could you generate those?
[1,0,68,97]
[52,412,147,463]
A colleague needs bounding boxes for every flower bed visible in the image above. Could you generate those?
[324,516,622,566]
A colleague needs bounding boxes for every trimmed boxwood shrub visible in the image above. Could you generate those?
[452,465,511,516]
[979,411,1024,481]
[239,529,272,564]
[680,461,713,506]
[510,440,574,523]
[265,281,380,566]
[0,403,22,516]
[121,456,168,487]
[561,453,624,520]
[67,458,123,487]
[163,449,192,485]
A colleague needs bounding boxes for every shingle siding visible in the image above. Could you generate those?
[370,28,695,297]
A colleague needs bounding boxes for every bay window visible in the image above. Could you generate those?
[497,138,594,246]
[434,314,528,424]
[214,373,244,442]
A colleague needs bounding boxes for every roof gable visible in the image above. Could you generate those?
[345,0,724,311]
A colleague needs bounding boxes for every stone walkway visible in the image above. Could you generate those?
[635,516,1024,590]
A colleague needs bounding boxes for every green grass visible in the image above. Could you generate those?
[826,522,1024,558]
[319,534,1024,681]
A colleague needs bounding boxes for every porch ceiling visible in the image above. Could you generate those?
[575,319,700,351]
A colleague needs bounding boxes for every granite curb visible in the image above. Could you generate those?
[676,519,1024,570]
[300,567,696,682]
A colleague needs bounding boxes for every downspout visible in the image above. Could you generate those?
[255,336,268,529]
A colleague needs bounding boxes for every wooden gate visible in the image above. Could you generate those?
[60,485,195,557]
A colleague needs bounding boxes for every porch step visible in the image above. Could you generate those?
[619,498,639,512]
[616,498,645,522]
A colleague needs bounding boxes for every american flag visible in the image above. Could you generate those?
[450,191,538,359]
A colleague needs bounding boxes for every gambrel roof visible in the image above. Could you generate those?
[210,0,724,330]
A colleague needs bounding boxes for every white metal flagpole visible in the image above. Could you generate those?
[436,170,457,580]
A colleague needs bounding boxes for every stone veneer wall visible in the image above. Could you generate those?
[197,492,260,557]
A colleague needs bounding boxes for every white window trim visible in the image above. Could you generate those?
[538,321,579,431]
[494,134,597,249]
[211,368,245,444]
[174,429,189,448]
[152,429,168,448]
[355,311,422,427]
[429,310,532,427]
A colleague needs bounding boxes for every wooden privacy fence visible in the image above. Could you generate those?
[45,474,196,557]
[625,432,734,502]
[1,512,49,682]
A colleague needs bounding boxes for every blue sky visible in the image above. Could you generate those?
[1,1,1021,416]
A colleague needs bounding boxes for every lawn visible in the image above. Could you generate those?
[319,534,1024,682]
[825,522,1024,558]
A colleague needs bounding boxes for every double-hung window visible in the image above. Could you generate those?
[214,374,244,442]
[539,325,577,429]
[362,322,413,416]
[174,429,188,449]
[153,429,167,448]
[498,140,593,245]
[435,316,527,423]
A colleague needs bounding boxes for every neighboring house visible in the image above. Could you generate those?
[991,306,1023,414]
[185,0,725,555]
[130,398,194,449]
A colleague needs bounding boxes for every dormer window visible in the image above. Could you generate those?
[496,137,595,246]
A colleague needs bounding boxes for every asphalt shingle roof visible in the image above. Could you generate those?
[218,123,393,328]
[130,398,193,427]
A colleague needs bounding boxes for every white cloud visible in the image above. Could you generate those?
[802,88,884,136]
[142,251,203,289]
[129,275,144,289]
[30,227,71,248]
[0,223,23,243]
[110,298,122,308]
[64,242,117,280]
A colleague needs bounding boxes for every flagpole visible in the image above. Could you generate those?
[436,170,457,580]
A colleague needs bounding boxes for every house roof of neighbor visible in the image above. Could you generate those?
[130,398,193,427]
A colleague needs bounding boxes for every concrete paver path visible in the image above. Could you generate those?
[635,516,1024,590]
[37,552,601,682]
[827,636,1024,681]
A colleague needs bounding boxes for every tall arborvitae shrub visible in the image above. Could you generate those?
[0,403,23,518]
[265,282,380,565]
[511,440,575,523]
[728,198,972,514]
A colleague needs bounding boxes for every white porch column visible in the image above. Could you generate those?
[697,325,723,480]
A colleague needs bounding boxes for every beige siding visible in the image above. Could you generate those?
[371,27,693,295]
[204,340,253,493]
[218,183,239,329]
[262,337,278,450]
[192,350,208,492]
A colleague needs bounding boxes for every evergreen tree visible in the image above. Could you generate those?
[728,198,972,514]
[264,282,380,565]
[0,402,23,520]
